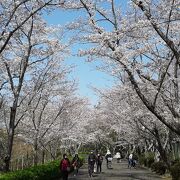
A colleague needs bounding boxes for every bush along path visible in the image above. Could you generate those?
[0,157,84,180]
[67,159,162,180]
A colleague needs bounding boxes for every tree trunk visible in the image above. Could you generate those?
[34,138,38,166]
[154,128,170,169]
[42,150,45,164]
[4,107,16,171]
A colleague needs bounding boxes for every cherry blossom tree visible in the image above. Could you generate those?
[94,86,140,149]
[57,97,91,154]
[0,0,96,170]
[15,59,74,165]
[71,0,180,136]
[0,0,179,171]
[0,0,68,55]
[94,82,177,167]
[0,3,70,169]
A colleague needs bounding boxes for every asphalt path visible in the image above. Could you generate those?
[66,159,162,180]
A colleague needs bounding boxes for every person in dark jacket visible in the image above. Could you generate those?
[71,154,80,176]
[96,153,103,173]
[88,150,96,177]
[60,154,70,180]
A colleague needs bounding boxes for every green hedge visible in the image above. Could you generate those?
[170,162,180,180]
[0,157,84,180]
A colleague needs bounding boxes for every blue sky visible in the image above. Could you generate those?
[43,1,127,105]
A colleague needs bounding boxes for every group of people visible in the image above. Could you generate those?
[104,151,137,169]
[59,151,104,180]
[60,153,80,180]
[59,150,123,179]
[87,149,122,177]
[88,150,103,177]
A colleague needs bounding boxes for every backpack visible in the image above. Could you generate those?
[61,159,69,171]
[89,154,95,162]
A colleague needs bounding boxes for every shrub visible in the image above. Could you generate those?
[138,152,155,167]
[151,161,167,175]
[138,154,146,166]
[146,153,155,168]
[0,157,84,180]
[170,162,180,180]
[0,160,60,180]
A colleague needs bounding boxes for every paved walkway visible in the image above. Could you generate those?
[67,159,162,180]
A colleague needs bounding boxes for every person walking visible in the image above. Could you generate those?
[60,154,70,180]
[115,152,121,163]
[105,150,113,169]
[128,153,133,168]
[96,153,103,173]
[88,150,96,177]
[71,154,80,176]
